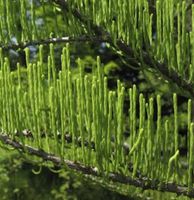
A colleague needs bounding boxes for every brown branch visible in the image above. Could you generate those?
[53,0,194,99]
[16,129,189,175]
[0,133,194,198]
[0,35,107,51]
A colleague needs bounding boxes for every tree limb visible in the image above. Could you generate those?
[0,133,194,198]
[53,0,194,99]
[0,35,107,51]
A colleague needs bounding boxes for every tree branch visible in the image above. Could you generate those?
[0,35,107,51]
[53,0,194,99]
[0,133,194,198]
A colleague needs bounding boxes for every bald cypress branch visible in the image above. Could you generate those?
[53,0,194,99]
[0,35,107,51]
[0,133,194,198]
[0,1,194,199]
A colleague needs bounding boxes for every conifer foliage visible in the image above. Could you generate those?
[1,0,194,198]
